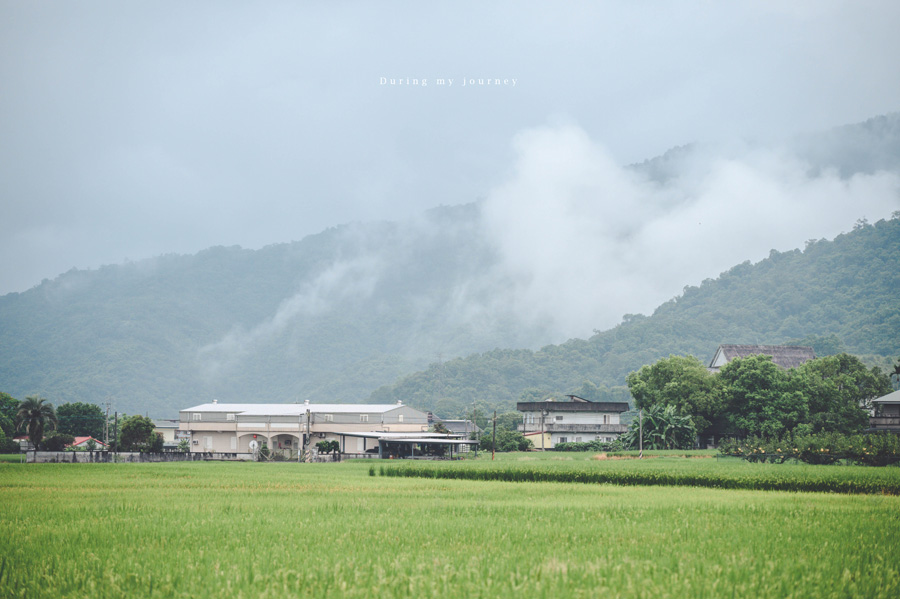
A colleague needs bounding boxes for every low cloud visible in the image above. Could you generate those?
[198,255,384,377]
[478,123,900,340]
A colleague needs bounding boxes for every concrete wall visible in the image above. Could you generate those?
[27,451,253,463]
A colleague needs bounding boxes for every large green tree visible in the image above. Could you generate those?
[793,353,892,434]
[57,402,105,439]
[119,415,157,451]
[626,355,725,441]
[16,396,58,449]
[717,355,808,438]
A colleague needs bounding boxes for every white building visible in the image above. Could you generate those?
[179,400,429,455]
[517,396,629,449]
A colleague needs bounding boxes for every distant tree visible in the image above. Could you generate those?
[0,392,18,437]
[793,353,892,434]
[718,356,807,438]
[16,396,58,450]
[626,355,726,440]
[495,411,524,431]
[479,429,531,452]
[148,432,164,453]
[619,404,696,450]
[119,415,157,451]
[57,402,105,439]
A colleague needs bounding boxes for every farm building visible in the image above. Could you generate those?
[707,344,815,372]
[178,400,431,456]
[517,395,629,449]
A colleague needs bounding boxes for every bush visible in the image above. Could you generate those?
[719,432,900,466]
[42,432,75,452]
[555,439,622,452]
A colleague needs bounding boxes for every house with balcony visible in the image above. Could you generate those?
[869,389,900,433]
[179,399,429,456]
[517,395,629,449]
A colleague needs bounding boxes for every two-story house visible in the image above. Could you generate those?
[517,395,629,449]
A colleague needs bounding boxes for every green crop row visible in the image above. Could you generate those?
[378,458,900,494]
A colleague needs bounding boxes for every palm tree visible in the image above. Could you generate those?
[16,396,57,451]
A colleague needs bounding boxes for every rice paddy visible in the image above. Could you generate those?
[1,457,899,598]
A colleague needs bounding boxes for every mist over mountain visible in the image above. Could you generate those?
[1,114,898,417]
[372,215,900,417]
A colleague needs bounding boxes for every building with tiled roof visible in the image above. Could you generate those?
[708,344,816,371]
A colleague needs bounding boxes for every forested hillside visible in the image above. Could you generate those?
[1,114,898,418]
[370,216,900,416]
[0,203,551,416]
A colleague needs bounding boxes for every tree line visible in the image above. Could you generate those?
[0,392,165,452]
[626,352,896,447]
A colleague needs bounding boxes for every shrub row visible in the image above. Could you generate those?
[377,463,900,495]
[554,440,621,452]
[718,432,900,466]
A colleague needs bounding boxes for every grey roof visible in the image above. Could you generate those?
[181,402,411,415]
[517,401,630,413]
[439,420,483,434]
[710,345,815,370]
[873,389,900,404]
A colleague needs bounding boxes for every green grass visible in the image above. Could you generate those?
[0,453,25,463]
[1,460,899,598]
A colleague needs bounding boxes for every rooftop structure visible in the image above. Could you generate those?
[708,344,816,371]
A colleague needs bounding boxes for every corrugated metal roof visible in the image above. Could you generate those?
[181,403,407,415]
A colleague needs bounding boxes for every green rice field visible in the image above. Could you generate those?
[1,457,899,598]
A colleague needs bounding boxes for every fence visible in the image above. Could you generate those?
[27,451,253,463]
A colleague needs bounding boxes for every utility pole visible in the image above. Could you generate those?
[113,412,118,461]
[638,408,643,459]
[540,409,546,452]
[104,400,110,445]
[305,409,312,463]
[491,410,497,461]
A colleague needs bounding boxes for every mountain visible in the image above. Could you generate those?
[0,203,557,416]
[1,114,899,417]
[369,216,900,417]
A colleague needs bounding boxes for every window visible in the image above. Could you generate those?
[360,414,369,422]
[603,414,609,424]
[575,437,582,443]
[320,414,334,422]
[398,414,404,423]
[192,413,201,421]
[227,413,236,421]
[559,437,568,444]
[555,415,563,421]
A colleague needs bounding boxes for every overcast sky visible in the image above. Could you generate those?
[2,1,899,297]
